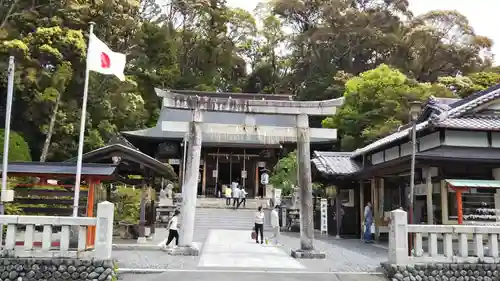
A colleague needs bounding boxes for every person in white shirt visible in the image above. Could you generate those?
[233,186,241,209]
[269,205,281,245]
[231,179,240,207]
[254,206,265,244]
[260,171,269,198]
[164,209,180,248]
[237,187,248,208]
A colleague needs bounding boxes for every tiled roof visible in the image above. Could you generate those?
[351,84,500,158]
[435,116,500,130]
[312,151,361,176]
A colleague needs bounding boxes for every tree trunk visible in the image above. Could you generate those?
[39,93,61,162]
[0,0,19,29]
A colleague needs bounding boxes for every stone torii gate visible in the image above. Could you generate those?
[156,89,344,258]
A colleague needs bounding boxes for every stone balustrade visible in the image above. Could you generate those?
[0,201,114,260]
[389,209,500,264]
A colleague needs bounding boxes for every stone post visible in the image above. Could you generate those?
[291,114,325,259]
[95,201,115,260]
[177,109,202,255]
[388,209,408,264]
[137,182,147,243]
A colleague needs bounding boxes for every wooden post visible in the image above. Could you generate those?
[456,189,463,225]
[254,164,259,198]
[440,180,448,224]
[86,179,96,247]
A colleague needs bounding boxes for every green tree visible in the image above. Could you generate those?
[323,64,455,151]
[0,130,31,161]
[438,72,500,98]
[270,150,297,196]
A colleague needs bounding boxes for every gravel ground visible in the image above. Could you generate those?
[113,249,200,269]
[277,232,387,272]
[113,230,388,273]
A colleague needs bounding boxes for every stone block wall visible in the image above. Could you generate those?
[382,263,500,281]
[0,258,116,281]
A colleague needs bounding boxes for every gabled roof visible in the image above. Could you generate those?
[66,143,176,179]
[351,84,500,158]
[312,151,361,176]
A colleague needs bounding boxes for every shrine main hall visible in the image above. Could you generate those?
[120,89,342,198]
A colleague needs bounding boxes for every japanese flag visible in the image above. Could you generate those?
[87,33,126,81]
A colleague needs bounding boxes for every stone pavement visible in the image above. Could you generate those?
[198,230,305,269]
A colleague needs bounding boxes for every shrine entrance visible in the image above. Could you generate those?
[202,147,276,198]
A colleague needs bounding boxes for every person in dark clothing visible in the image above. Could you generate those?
[254,206,265,244]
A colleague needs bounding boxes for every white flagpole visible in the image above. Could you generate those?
[73,22,95,217]
[0,56,15,216]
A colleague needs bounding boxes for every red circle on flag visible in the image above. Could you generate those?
[100,52,111,69]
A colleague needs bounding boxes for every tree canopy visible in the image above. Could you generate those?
[0,0,499,159]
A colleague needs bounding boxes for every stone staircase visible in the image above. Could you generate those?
[196,198,270,209]
[194,208,273,233]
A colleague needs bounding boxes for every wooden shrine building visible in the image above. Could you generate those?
[121,89,340,198]
[312,84,500,239]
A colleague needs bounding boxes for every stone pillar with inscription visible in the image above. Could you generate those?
[291,114,325,259]
[95,201,115,260]
[176,109,203,255]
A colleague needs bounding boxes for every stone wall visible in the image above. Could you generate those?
[382,262,500,281]
[0,258,116,281]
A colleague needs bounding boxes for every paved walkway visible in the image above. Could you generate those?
[114,229,387,273]
[198,230,305,269]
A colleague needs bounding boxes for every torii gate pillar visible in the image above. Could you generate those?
[293,114,319,256]
[178,109,203,253]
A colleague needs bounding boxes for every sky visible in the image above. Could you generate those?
[226,0,500,63]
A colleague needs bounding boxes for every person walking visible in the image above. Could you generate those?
[364,202,373,243]
[164,210,180,249]
[268,205,281,246]
[237,186,248,208]
[254,206,265,244]
[232,178,240,208]
[233,185,241,210]
[224,185,232,206]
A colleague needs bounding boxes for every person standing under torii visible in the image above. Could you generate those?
[232,178,240,208]
[260,169,269,199]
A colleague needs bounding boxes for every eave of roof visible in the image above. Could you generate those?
[0,162,117,177]
[122,127,337,145]
[65,143,177,179]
